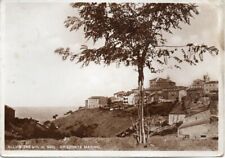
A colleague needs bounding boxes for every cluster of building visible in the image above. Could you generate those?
[84,74,219,139]
[167,74,218,139]
[85,90,139,109]
[85,74,218,109]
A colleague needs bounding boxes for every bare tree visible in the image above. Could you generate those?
[55,3,219,144]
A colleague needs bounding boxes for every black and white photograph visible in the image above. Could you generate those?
[0,0,224,157]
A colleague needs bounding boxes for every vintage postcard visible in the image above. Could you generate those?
[0,0,224,157]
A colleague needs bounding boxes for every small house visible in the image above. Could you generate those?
[113,91,126,102]
[124,93,136,106]
[168,102,186,125]
[86,96,108,108]
[178,119,211,139]
[177,109,213,139]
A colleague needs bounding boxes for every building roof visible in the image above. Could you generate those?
[150,77,175,83]
[124,91,136,96]
[179,119,210,129]
[89,96,107,99]
[205,81,218,84]
[114,91,126,96]
[186,107,210,115]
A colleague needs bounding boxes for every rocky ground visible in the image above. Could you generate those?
[5,134,218,151]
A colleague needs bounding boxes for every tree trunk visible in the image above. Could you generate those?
[138,66,146,144]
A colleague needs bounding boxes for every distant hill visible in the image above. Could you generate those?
[53,108,137,138]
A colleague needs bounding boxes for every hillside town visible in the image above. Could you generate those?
[5,74,218,150]
[85,75,218,108]
[84,74,218,139]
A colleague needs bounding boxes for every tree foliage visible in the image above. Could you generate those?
[55,3,218,82]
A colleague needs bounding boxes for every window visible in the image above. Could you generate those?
[201,135,206,138]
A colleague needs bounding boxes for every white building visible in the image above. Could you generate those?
[169,103,186,125]
[86,96,108,109]
[113,91,137,106]
[178,119,211,139]
[113,91,126,103]
[177,109,212,139]
[124,93,136,105]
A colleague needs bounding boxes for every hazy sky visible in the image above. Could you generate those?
[3,1,223,108]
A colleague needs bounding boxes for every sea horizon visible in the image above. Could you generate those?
[8,106,80,123]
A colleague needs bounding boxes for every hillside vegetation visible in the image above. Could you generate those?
[54,108,137,137]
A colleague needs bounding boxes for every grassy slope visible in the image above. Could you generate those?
[54,108,137,137]
[53,102,175,138]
